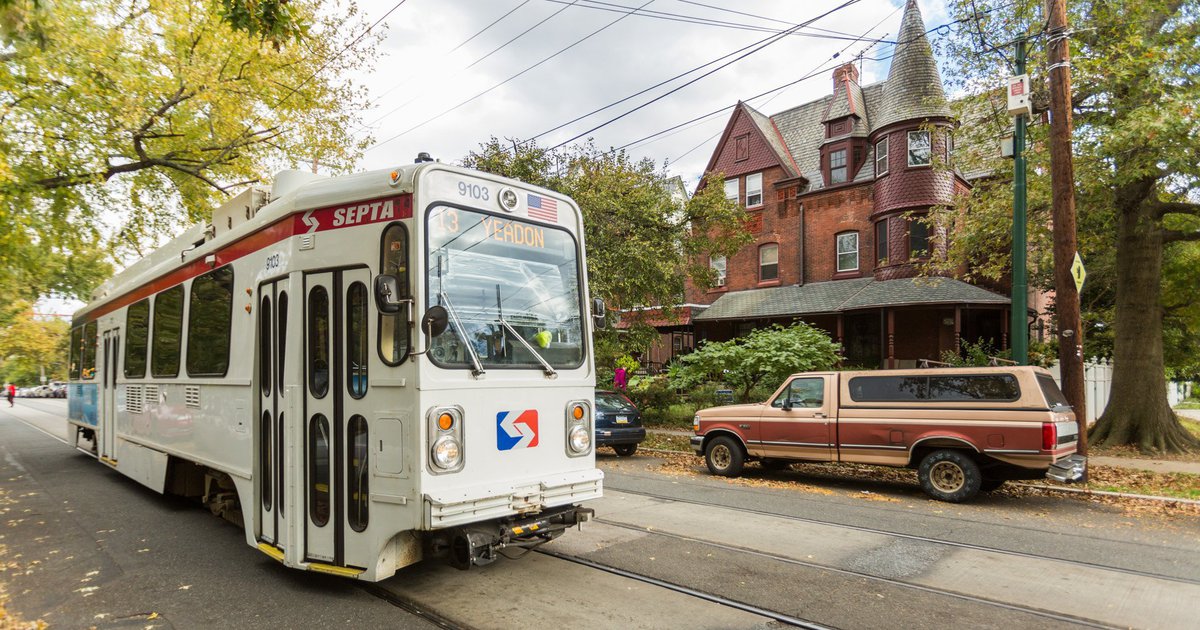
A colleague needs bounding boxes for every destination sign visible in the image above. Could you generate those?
[434,207,546,250]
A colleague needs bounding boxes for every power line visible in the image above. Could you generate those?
[365,0,534,117]
[361,0,536,128]
[369,0,655,151]
[547,0,862,151]
[544,0,892,43]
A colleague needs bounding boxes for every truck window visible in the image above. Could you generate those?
[1036,374,1071,410]
[849,374,1020,402]
[771,378,824,408]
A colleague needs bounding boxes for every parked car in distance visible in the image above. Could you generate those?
[595,390,645,457]
[691,366,1086,502]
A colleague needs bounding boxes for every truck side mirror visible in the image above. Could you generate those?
[592,297,607,330]
[374,275,403,313]
[422,305,449,338]
[781,398,793,411]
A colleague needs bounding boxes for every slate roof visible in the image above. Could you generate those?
[742,102,801,179]
[873,0,952,130]
[693,277,1007,322]
[773,82,886,190]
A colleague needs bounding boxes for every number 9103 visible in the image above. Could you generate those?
[457,181,490,201]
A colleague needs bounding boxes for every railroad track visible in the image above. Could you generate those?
[605,482,1200,588]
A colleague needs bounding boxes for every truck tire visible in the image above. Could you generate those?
[918,449,982,502]
[705,436,744,477]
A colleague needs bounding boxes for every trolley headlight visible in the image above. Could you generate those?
[427,405,465,474]
[564,399,592,457]
[432,436,462,469]
[569,425,590,452]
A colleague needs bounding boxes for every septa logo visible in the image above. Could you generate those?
[497,410,539,451]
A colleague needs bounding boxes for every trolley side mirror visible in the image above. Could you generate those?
[374,275,406,314]
[422,305,450,338]
[592,297,607,330]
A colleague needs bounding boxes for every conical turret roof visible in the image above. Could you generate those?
[873,0,951,130]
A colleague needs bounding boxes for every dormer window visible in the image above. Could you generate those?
[908,130,931,167]
[830,149,847,184]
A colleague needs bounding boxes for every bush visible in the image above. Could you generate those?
[626,375,675,414]
[667,322,841,402]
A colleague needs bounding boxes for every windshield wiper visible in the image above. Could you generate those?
[495,283,557,378]
[438,290,485,377]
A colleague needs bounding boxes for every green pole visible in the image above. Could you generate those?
[1011,39,1029,365]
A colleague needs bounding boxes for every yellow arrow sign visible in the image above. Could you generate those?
[1071,252,1086,292]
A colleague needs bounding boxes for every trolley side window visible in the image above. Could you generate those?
[347,282,368,399]
[308,286,330,398]
[81,321,98,380]
[259,295,271,396]
[261,410,272,511]
[124,299,150,378]
[309,414,330,527]
[151,285,185,378]
[379,223,411,365]
[347,415,369,532]
[69,326,83,380]
[186,266,234,377]
[277,291,288,393]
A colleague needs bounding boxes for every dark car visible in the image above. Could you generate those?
[594,390,645,457]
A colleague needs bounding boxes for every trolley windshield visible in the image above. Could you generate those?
[426,205,584,370]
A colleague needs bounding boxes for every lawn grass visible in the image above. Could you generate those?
[1174,400,1200,410]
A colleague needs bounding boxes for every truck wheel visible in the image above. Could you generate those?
[613,444,637,457]
[705,436,744,477]
[918,450,982,502]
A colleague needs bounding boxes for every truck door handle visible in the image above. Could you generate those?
[739,424,751,429]
[814,412,827,419]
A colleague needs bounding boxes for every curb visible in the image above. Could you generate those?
[633,446,1196,505]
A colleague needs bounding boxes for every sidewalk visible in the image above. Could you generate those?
[646,428,1200,475]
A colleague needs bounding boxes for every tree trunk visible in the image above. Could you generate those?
[1091,201,1199,453]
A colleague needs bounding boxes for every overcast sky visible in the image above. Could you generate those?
[352,0,951,188]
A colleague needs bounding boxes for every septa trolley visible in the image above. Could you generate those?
[67,160,604,581]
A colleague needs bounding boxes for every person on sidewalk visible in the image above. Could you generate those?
[6,383,14,407]
[613,366,627,391]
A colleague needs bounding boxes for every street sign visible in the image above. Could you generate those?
[1071,252,1086,292]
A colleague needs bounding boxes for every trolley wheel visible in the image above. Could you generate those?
[704,436,744,477]
[918,449,982,502]
[613,444,638,457]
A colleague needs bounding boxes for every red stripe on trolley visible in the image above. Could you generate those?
[76,194,412,324]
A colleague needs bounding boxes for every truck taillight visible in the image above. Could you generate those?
[1042,422,1056,450]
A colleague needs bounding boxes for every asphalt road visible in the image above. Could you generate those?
[4,399,1200,629]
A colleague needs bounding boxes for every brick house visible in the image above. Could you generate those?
[649,0,1016,369]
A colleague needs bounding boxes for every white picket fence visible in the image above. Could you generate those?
[1045,358,1194,424]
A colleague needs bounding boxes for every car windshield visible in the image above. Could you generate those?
[596,392,636,413]
[426,205,584,370]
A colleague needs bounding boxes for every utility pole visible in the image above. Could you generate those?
[1010,40,1029,366]
[1047,0,1087,455]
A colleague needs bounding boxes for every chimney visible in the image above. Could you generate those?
[833,62,859,91]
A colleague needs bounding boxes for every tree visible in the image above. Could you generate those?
[668,323,842,403]
[1,0,377,301]
[937,0,1200,453]
[0,301,69,384]
[461,138,752,362]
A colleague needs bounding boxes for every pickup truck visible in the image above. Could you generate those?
[690,366,1086,502]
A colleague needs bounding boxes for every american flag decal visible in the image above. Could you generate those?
[527,193,558,222]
